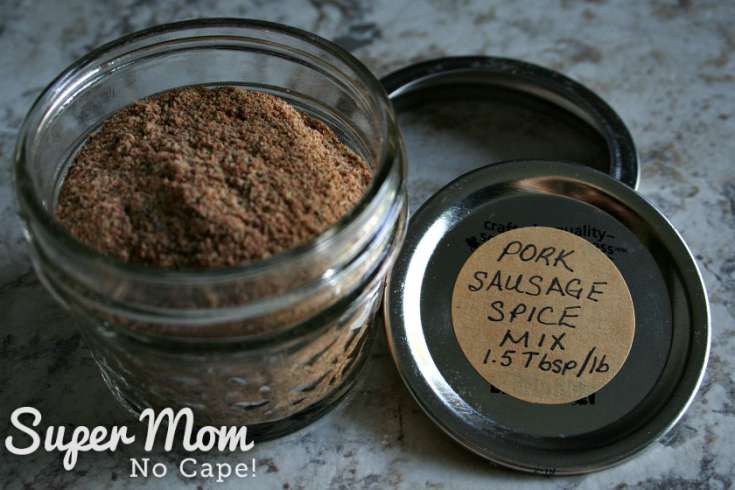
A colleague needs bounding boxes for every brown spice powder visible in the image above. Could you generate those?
[56,86,372,268]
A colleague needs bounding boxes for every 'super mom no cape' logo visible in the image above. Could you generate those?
[4,407,255,478]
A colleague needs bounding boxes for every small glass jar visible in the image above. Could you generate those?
[14,19,407,438]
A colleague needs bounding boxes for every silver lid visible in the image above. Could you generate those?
[382,56,640,189]
[384,160,709,474]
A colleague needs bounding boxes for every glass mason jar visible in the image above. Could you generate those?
[14,19,407,438]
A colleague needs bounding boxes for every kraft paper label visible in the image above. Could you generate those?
[451,226,635,405]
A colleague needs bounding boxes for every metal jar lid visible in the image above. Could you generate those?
[381,56,639,190]
[383,160,709,474]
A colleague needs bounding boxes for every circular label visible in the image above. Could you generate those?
[451,226,635,405]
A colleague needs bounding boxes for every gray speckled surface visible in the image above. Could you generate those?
[1,0,733,488]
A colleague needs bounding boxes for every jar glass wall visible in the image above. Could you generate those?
[14,19,407,438]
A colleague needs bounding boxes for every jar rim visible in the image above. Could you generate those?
[14,17,399,283]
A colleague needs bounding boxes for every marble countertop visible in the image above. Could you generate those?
[1,0,733,488]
